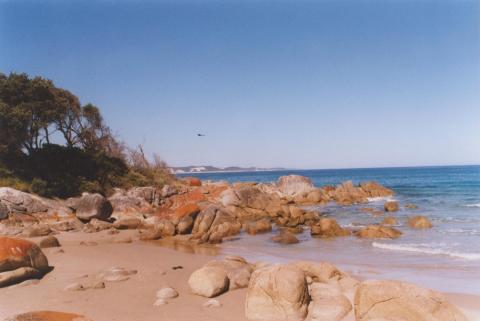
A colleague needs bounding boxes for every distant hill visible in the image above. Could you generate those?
[169,166,285,174]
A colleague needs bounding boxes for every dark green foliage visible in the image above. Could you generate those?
[4,144,128,198]
[0,72,173,198]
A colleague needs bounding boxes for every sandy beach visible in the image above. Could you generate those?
[1,229,479,321]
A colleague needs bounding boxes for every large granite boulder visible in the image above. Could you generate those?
[245,264,310,321]
[408,215,433,229]
[277,175,315,197]
[310,218,350,238]
[6,311,92,321]
[355,280,467,321]
[0,236,50,287]
[75,194,113,221]
[204,256,253,290]
[306,283,352,321]
[0,187,49,214]
[192,205,240,243]
[188,266,229,297]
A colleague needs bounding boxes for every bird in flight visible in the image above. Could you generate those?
[197,133,206,137]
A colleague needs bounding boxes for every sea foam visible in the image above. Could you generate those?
[372,242,480,261]
[463,203,480,208]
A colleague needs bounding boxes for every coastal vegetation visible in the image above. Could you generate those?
[0,72,173,198]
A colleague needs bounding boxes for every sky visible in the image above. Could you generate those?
[1,0,479,169]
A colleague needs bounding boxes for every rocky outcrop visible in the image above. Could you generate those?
[326,181,394,205]
[384,200,399,212]
[245,264,310,321]
[277,175,315,197]
[354,280,467,321]
[76,194,113,222]
[310,218,350,238]
[5,311,93,321]
[188,266,229,297]
[408,215,433,229]
[356,225,402,239]
[0,236,50,287]
[191,205,241,243]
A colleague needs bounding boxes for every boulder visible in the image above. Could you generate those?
[205,256,253,290]
[76,194,113,221]
[0,201,9,220]
[22,224,52,237]
[192,205,240,243]
[408,215,433,229]
[39,236,61,248]
[293,261,344,283]
[277,175,315,197]
[306,283,352,321]
[5,311,92,321]
[356,225,402,239]
[0,187,49,214]
[355,280,467,321]
[113,217,142,230]
[188,266,229,297]
[161,184,178,198]
[245,218,272,235]
[310,218,350,238]
[271,231,300,244]
[0,236,50,287]
[381,216,397,225]
[359,181,394,198]
[405,203,418,209]
[384,200,399,212]
[245,264,310,321]
[82,218,112,233]
[184,177,202,186]
[127,186,156,204]
[304,189,327,204]
[329,181,368,205]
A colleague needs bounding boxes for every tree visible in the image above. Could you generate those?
[0,72,118,156]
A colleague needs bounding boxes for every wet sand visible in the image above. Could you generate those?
[0,230,479,321]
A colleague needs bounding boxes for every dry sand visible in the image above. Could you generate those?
[1,230,479,321]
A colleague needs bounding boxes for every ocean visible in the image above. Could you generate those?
[178,166,480,294]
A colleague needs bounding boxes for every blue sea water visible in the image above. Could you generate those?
[179,166,480,294]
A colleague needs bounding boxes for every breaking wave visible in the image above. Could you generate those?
[372,242,480,261]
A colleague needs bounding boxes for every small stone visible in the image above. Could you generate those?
[39,235,61,248]
[93,281,106,289]
[154,298,168,306]
[79,241,98,246]
[64,282,85,291]
[203,299,222,308]
[156,286,179,300]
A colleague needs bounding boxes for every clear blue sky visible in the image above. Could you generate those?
[1,0,479,169]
